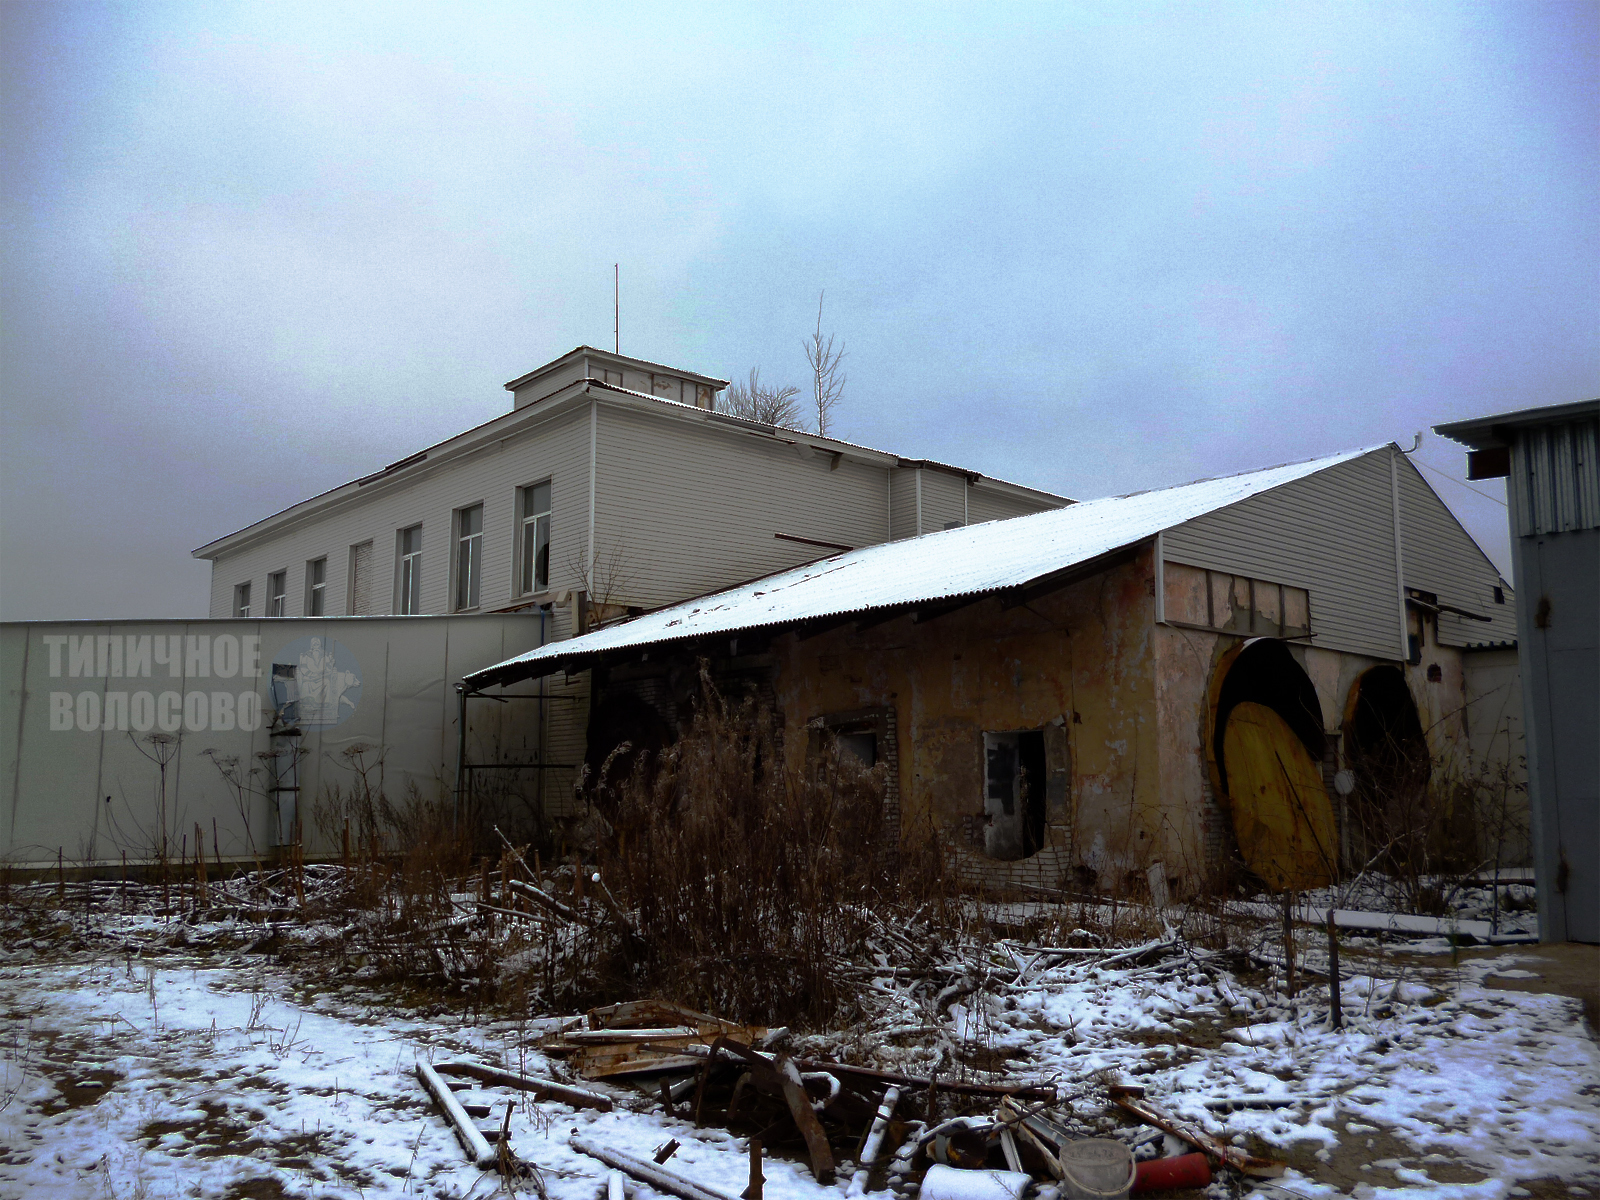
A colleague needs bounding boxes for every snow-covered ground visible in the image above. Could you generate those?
[0,903,1594,1199]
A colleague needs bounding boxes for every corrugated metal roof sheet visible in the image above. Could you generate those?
[465,446,1383,685]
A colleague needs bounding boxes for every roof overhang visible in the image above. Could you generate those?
[1434,398,1600,448]
[194,379,1072,561]
[464,539,1150,690]
[503,345,730,393]
[462,444,1385,692]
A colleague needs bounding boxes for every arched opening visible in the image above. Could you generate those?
[1209,639,1337,891]
[1343,665,1432,871]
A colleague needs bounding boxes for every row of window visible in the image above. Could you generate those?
[232,481,552,618]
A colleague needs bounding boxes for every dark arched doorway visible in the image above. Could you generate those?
[1209,639,1337,891]
[1343,665,1431,870]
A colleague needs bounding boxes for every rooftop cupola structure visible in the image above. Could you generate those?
[504,346,729,411]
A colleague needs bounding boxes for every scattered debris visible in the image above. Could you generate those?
[434,1059,613,1111]
[571,1135,739,1200]
[1109,1085,1285,1179]
[1131,1152,1211,1193]
[416,1060,499,1171]
[921,1163,1030,1200]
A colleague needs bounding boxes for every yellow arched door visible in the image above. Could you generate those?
[1223,701,1337,891]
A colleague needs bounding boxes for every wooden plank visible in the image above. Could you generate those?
[589,999,746,1031]
[433,1061,613,1111]
[417,1061,498,1170]
[570,1136,739,1200]
[1111,1092,1285,1179]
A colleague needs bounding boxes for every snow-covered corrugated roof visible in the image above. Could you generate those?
[466,446,1383,686]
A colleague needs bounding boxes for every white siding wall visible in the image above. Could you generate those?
[206,408,593,619]
[921,470,968,531]
[889,469,919,541]
[967,483,1055,525]
[1162,450,1407,660]
[1396,456,1518,647]
[510,360,588,409]
[591,405,895,609]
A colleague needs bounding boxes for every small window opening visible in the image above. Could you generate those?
[234,582,251,619]
[1493,586,1505,605]
[456,504,483,610]
[520,482,552,595]
[836,731,877,767]
[268,571,287,617]
[398,525,423,614]
[306,557,327,616]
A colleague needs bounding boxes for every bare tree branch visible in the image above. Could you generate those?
[804,291,846,437]
[719,367,802,428]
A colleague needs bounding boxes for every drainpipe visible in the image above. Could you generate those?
[587,398,599,581]
[453,683,467,835]
[1389,448,1408,660]
[1154,531,1166,625]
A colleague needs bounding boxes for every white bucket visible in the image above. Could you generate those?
[1057,1140,1136,1200]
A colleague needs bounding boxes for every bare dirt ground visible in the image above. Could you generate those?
[1467,943,1600,1035]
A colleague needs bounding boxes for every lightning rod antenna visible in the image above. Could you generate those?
[614,264,619,354]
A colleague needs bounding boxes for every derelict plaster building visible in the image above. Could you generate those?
[468,445,1525,898]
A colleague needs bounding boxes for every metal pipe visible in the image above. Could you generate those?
[454,684,467,834]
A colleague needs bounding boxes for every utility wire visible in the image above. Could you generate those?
[1410,456,1508,508]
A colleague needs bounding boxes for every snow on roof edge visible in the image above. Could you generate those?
[464,444,1386,686]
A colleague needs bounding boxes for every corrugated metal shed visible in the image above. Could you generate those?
[1515,417,1600,536]
[466,446,1380,685]
[1435,399,1600,537]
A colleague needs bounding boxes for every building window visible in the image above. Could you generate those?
[306,557,327,616]
[519,482,552,595]
[397,525,423,614]
[456,504,483,610]
[348,541,373,615]
[267,571,287,617]
[234,582,251,618]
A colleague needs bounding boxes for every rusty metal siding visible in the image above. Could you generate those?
[206,407,593,619]
[1161,450,1404,660]
[919,470,967,532]
[591,405,892,609]
[1396,455,1519,647]
[1511,416,1600,537]
[888,468,920,540]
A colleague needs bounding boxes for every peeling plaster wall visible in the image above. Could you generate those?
[772,548,1164,892]
[1151,623,1226,888]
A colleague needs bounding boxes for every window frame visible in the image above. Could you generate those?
[396,524,423,615]
[267,570,287,618]
[454,503,484,611]
[517,480,553,597]
[305,557,327,617]
[234,581,252,619]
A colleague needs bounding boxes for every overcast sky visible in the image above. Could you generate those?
[2,1,1595,620]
